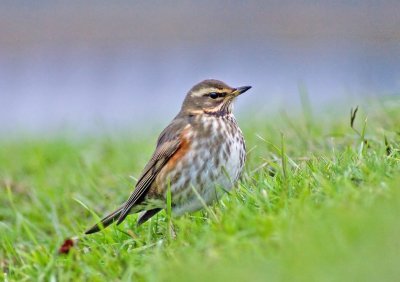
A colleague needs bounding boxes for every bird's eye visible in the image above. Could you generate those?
[209,92,218,99]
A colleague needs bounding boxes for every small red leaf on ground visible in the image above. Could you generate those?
[58,237,78,254]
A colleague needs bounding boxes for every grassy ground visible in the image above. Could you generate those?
[1,98,399,281]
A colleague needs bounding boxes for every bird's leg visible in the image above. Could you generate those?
[168,221,177,240]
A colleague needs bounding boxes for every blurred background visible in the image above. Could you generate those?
[1,0,399,134]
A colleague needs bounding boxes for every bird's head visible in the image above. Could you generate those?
[180,79,251,116]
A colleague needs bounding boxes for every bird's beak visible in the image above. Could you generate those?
[233,86,252,96]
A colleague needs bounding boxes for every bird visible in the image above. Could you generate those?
[85,79,251,234]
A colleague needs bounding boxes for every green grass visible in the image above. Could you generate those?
[1,98,399,281]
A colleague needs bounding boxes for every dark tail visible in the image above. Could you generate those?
[85,206,124,235]
[137,208,162,225]
[85,206,163,235]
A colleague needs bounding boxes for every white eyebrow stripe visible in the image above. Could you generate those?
[191,88,225,97]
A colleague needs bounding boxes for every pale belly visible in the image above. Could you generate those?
[163,115,246,216]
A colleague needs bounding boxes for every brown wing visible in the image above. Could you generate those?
[116,120,188,225]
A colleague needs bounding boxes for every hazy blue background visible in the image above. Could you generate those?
[1,1,399,133]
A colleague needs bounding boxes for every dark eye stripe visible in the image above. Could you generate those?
[204,92,227,99]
